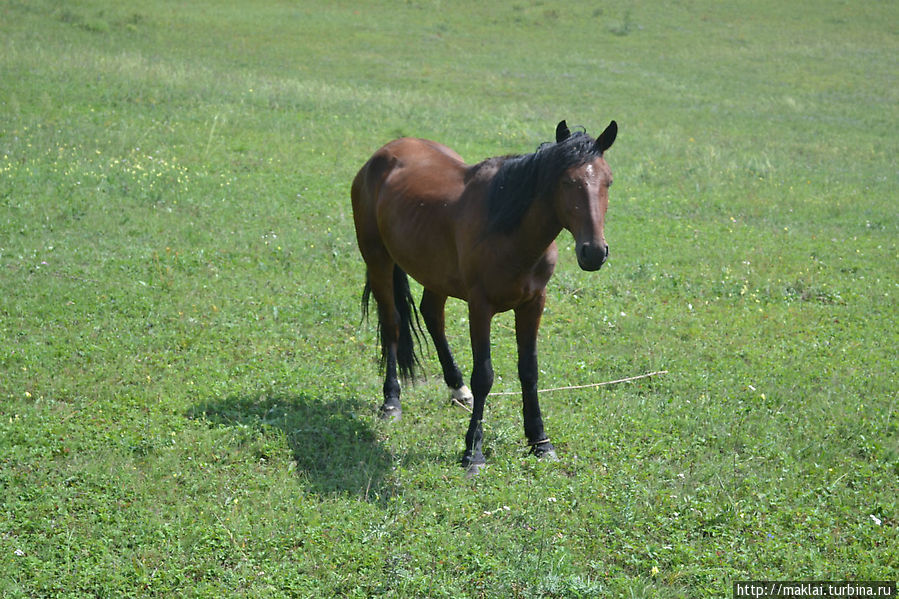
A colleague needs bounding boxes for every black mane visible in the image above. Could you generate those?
[484,131,602,234]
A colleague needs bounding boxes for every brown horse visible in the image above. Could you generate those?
[351,119,617,473]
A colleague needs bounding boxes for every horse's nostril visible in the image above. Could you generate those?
[577,243,608,271]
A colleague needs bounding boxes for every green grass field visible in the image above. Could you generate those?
[1,1,896,596]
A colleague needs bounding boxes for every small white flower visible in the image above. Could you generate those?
[14,549,25,557]
[870,514,882,526]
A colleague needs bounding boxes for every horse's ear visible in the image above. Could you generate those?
[595,120,617,154]
[555,120,571,143]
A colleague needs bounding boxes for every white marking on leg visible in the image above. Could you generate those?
[451,385,474,409]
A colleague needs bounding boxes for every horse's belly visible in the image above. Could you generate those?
[383,228,466,298]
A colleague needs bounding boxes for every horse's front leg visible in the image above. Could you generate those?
[515,293,557,460]
[462,297,495,475]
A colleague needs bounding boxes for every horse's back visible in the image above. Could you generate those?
[377,137,466,193]
[353,137,467,207]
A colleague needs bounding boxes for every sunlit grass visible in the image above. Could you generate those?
[1,0,896,597]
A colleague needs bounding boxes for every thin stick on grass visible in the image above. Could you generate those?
[203,114,220,160]
[489,370,669,396]
[450,370,669,412]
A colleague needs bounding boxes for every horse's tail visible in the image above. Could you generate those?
[392,266,424,380]
[361,265,423,381]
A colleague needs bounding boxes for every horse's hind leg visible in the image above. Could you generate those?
[420,289,473,408]
[364,261,404,420]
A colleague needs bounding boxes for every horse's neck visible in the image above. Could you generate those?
[513,192,563,262]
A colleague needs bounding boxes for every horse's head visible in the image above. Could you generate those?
[553,120,617,271]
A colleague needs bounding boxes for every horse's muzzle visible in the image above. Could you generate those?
[577,242,609,271]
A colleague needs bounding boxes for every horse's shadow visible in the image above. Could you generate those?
[188,393,394,502]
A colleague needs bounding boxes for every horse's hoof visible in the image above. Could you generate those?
[450,385,474,409]
[464,462,486,478]
[529,441,558,461]
[461,451,486,477]
[378,405,402,422]
[538,448,558,462]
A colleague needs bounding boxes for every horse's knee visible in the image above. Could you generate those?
[471,360,494,400]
